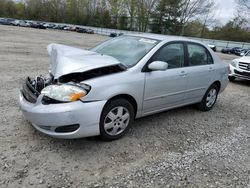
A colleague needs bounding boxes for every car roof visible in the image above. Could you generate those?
[127,33,203,44]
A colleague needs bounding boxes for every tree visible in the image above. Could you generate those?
[183,20,210,37]
[66,0,81,24]
[83,0,100,25]
[0,0,22,18]
[236,0,250,26]
[151,0,181,34]
[150,0,215,35]
[124,0,137,30]
[25,0,44,20]
[119,14,128,29]
[107,0,124,29]
[15,2,26,18]
[136,0,158,32]
[1,0,250,42]
[207,17,250,42]
[48,0,67,22]
[237,0,250,9]
[179,0,215,35]
[102,10,112,28]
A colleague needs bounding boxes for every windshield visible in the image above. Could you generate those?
[91,36,160,67]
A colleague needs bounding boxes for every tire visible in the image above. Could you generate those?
[99,98,134,141]
[197,84,219,112]
[228,76,235,82]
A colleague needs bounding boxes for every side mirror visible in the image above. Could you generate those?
[148,61,168,71]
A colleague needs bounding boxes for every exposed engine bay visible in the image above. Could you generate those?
[30,75,53,93]
[22,64,126,104]
[59,64,126,83]
[22,76,52,103]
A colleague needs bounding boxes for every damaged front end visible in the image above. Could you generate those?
[22,74,91,104]
[20,73,106,139]
[58,64,126,83]
[22,75,53,104]
[21,43,126,105]
[19,43,129,139]
[22,64,126,104]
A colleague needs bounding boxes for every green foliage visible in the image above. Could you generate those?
[207,18,250,42]
[182,21,206,37]
[0,0,249,42]
[0,0,23,18]
[119,14,128,30]
[151,0,182,34]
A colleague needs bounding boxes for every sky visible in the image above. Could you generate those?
[214,0,237,24]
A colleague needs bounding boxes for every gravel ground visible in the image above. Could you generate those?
[0,25,249,188]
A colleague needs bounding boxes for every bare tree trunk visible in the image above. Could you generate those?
[179,0,215,35]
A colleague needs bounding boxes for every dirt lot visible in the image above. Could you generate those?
[0,25,249,188]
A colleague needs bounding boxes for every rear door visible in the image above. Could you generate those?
[184,42,216,102]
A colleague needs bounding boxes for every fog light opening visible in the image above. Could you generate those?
[55,124,80,133]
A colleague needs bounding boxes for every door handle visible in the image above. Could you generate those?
[179,71,188,77]
[208,67,215,72]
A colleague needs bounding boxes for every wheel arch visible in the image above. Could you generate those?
[105,94,138,118]
[212,81,221,92]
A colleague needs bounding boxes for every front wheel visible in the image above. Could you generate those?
[99,98,134,141]
[197,84,219,111]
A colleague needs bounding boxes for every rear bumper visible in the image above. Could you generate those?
[19,92,106,139]
[229,64,250,81]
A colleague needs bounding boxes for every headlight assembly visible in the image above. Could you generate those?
[231,60,237,67]
[41,84,89,102]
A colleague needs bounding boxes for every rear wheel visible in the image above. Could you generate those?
[197,84,219,111]
[99,98,134,141]
[228,76,235,81]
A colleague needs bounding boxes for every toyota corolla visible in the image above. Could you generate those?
[19,34,229,140]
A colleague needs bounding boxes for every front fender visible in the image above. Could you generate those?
[81,71,145,116]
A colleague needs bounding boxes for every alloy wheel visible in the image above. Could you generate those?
[104,106,130,136]
[206,88,217,108]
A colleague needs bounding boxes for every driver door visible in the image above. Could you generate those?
[142,42,188,115]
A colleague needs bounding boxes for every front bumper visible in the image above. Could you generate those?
[229,64,250,81]
[19,92,106,139]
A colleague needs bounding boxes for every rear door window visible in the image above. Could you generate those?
[187,43,213,66]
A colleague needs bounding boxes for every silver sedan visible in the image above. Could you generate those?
[19,34,229,140]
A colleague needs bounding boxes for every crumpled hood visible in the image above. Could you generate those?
[47,43,121,78]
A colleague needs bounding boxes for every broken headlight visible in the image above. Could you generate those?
[41,84,89,102]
